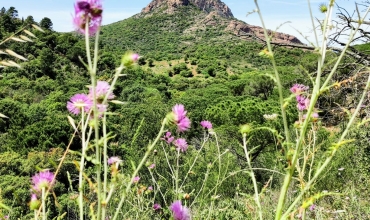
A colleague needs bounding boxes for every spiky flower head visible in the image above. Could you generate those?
[161,131,175,144]
[88,81,115,103]
[290,84,309,94]
[319,3,328,13]
[167,104,191,132]
[170,200,191,220]
[108,156,121,165]
[67,93,92,115]
[174,138,188,152]
[133,176,140,184]
[200,120,212,129]
[153,203,161,210]
[31,170,55,193]
[121,52,140,68]
[296,96,310,111]
[73,0,103,35]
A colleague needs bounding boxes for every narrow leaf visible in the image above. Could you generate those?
[20,35,33,42]
[23,29,37,38]
[32,24,45,32]
[5,49,28,61]
[67,116,77,130]
[110,100,127,105]
[7,60,22,68]
[10,37,26,42]
[0,61,14,67]
[0,50,7,54]
[0,113,8,118]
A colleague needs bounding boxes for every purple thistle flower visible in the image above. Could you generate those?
[174,138,188,152]
[147,186,153,191]
[31,170,55,193]
[309,204,316,211]
[73,0,103,35]
[108,156,121,165]
[153,203,161,210]
[290,84,309,94]
[161,131,175,144]
[149,163,156,169]
[296,95,310,111]
[200,120,212,129]
[133,176,140,184]
[67,93,92,115]
[89,81,115,102]
[170,200,191,220]
[172,104,191,132]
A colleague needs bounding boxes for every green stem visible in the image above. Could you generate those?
[78,109,86,220]
[101,113,108,220]
[179,134,209,190]
[175,149,180,198]
[242,134,263,220]
[112,118,167,220]
[42,187,46,220]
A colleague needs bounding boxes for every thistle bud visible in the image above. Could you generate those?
[122,52,139,68]
[29,194,41,210]
[240,124,252,134]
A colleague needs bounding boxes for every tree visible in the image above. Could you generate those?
[39,17,53,30]
[24,16,35,25]
[6,7,18,18]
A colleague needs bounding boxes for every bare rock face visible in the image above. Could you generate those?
[225,20,302,44]
[191,0,233,18]
[142,0,233,18]
[142,0,189,13]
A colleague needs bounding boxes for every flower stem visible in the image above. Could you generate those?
[112,118,167,220]
[242,134,263,220]
[42,187,46,220]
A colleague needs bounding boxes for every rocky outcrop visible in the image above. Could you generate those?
[141,0,189,13]
[225,20,302,44]
[191,0,233,18]
[141,0,233,18]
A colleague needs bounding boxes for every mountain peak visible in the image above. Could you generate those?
[141,0,234,18]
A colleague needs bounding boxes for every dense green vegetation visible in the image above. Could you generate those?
[1,4,370,219]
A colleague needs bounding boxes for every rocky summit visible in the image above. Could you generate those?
[141,0,234,18]
[140,0,302,45]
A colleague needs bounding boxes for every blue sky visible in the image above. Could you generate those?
[0,0,361,43]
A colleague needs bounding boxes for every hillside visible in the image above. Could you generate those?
[1,1,369,219]
[100,0,306,76]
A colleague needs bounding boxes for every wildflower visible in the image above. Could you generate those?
[161,131,175,144]
[73,0,103,35]
[200,120,212,129]
[107,156,121,165]
[170,200,191,220]
[149,163,156,169]
[309,204,316,211]
[133,176,140,184]
[89,81,115,103]
[153,203,161,210]
[147,186,153,191]
[174,138,188,152]
[290,84,309,94]
[31,170,55,193]
[303,111,319,122]
[67,93,92,115]
[121,52,140,68]
[296,96,309,111]
[170,104,191,132]
[29,194,41,210]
